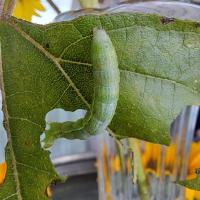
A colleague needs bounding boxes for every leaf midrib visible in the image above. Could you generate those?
[8,19,196,108]
[8,20,91,110]
[0,41,22,199]
[60,57,194,93]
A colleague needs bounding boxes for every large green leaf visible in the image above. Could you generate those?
[1,13,200,198]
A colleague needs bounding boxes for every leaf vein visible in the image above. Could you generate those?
[2,193,18,200]
[6,91,37,98]
[71,23,84,38]
[50,84,71,109]
[59,58,92,67]
[9,116,43,128]
[121,69,196,93]
[59,35,91,59]
[9,20,90,109]
[0,42,22,200]
[16,162,51,174]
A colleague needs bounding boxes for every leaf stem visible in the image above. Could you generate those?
[0,0,16,19]
[128,138,150,200]
[107,128,126,171]
[79,0,99,8]
[46,0,61,14]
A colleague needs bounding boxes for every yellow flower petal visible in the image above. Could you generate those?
[142,142,161,176]
[185,188,195,200]
[0,162,7,185]
[13,0,45,21]
[141,141,200,200]
[194,190,200,200]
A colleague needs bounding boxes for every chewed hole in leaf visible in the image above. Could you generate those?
[0,90,8,184]
[45,108,86,124]
[41,108,98,179]
[40,108,87,149]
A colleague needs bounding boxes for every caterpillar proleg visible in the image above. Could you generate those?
[44,28,120,148]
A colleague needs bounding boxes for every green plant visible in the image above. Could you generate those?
[0,0,200,199]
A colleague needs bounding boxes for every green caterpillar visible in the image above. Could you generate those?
[44,29,120,148]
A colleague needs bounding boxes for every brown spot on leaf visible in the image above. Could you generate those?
[161,17,174,25]
[45,43,50,48]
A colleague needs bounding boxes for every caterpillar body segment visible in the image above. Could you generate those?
[44,29,119,148]
[84,29,119,135]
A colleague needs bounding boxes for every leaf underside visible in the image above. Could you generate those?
[0,13,200,199]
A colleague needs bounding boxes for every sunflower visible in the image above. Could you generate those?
[98,137,200,199]
[13,0,45,21]
[141,141,200,200]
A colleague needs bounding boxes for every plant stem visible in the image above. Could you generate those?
[79,0,99,8]
[46,0,61,14]
[128,138,150,200]
[107,128,126,172]
[0,0,16,19]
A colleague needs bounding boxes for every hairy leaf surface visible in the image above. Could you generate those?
[1,13,200,198]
